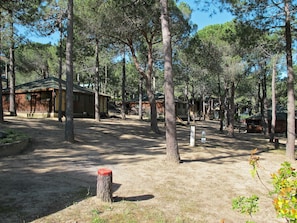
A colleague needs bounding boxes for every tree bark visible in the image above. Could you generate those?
[9,10,16,116]
[284,0,295,161]
[0,73,3,123]
[58,20,63,122]
[95,38,100,121]
[65,0,74,142]
[138,76,143,120]
[129,40,159,133]
[262,67,268,136]
[0,14,4,123]
[160,0,180,163]
[121,52,126,120]
[270,58,277,142]
[227,82,235,137]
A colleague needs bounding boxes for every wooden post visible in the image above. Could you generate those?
[190,125,195,147]
[97,168,112,202]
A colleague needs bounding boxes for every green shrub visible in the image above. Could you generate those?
[232,195,259,219]
[232,149,297,223]
[271,161,297,222]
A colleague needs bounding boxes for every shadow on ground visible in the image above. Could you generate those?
[0,117,278,222]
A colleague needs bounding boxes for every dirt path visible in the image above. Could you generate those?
[0,116,295,222]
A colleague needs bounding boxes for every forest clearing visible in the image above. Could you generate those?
[0,116,295,223]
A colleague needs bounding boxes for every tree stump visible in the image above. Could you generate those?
[97,168,112,202]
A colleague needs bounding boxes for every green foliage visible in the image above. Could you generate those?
[233,150,297,223]
[0,129,27,144]
[232,195,259,218]
[271,162,297,222]
[91,209,107,223]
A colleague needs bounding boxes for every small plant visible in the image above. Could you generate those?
[232,149,297,223]
[271,161,297,222]
[0,129,27,144]
[91,209,106,223]
[232,195,259,223]
[249,148,260,178]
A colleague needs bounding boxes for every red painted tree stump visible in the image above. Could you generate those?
[97,168,113,202]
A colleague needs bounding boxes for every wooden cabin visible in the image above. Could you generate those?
[2,77,109,118]
[245,111,297,133]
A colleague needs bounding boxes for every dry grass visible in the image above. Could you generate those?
[0,116,295,223]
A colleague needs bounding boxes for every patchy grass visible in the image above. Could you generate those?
[0,129,27,145]
[35,198,195,223]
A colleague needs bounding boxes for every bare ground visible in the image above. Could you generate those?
[0,116,296,223]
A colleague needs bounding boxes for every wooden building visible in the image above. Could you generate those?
[128,93,188,118]
[2,77,109,118]
[245,111,297,133]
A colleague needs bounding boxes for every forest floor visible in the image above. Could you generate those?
[0,115,296,223]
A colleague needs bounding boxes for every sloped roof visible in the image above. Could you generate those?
[246,111,289,121]
[11,77,94,94]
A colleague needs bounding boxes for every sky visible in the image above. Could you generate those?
[182,0,234,30]
[27,0,234,44]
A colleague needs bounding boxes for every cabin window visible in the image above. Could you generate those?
[41,92,51,101]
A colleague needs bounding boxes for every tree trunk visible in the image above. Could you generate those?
[262,67,269,136]
[270,57,277,142]
[128,32,159,133]
[186,82,190,125]
[228,82,235,137]
[284,0,295,161]
[104,65,108,94]
[121,53,126,120]
[58,21,63,122]
[218,75,224,132]
[65,0,74,142]
[160,0,180,163]
[138,76,143,120]
[95,39,100,121]
[9,10,16,116]
[0,73,3,123]
[0,13,3,122]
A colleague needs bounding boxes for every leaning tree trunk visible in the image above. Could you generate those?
[65,0,74,142]
[284,0,295,161]
[129,40,159,133]
[160,0,180,163]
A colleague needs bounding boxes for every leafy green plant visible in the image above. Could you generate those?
[232,195,259,222]
[232,149,297,223]
[271,162,297,222]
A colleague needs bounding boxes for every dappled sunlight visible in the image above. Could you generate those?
[0,117,289,222]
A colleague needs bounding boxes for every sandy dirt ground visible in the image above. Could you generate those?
[0,116,296,223]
